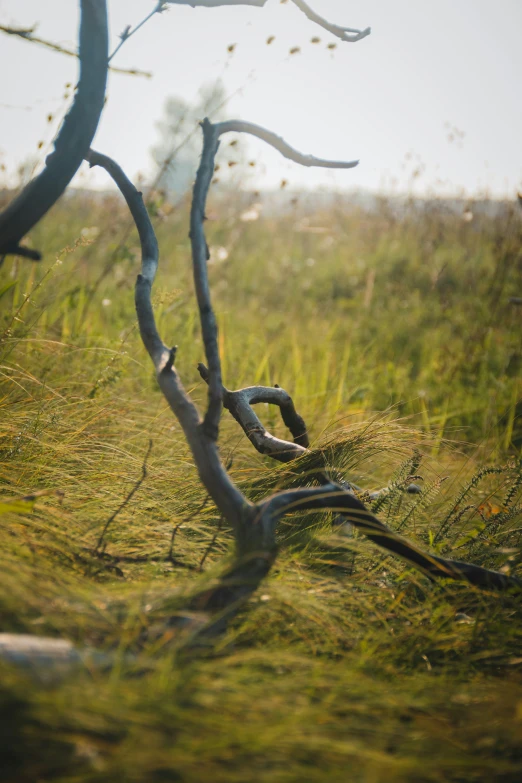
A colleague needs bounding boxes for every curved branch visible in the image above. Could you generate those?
[291,0,371,43]
[192,117,359,443]
[0,0,109,259]
[259,484,522,591]
[1,245,43,261]
[165,0,371,45]
[197,370,521,592]
[216,120,359,169]
[108,2,168,64]
[198,363,308,461]
[86,149,249,535]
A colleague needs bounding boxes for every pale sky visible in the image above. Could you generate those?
[1,0,521,197]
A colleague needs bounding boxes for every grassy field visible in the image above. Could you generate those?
[1,185,522,781]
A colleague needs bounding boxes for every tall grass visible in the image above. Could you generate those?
[1,187,522,781]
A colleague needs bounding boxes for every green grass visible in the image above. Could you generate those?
[1,188,522,781]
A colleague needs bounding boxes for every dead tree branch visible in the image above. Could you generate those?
[90,117,522,617]
[166,0,371,43]
[86,148,251,542]
[0,23,151,78]
[84,119,365,639]
[291,0,371,43]
[196,362,522,590]
[257,484,522,591]
[108,2,168,63]
[197,364,309,461]
[215,120,359,169]
[166,1,268,7]
[0,0,108,260]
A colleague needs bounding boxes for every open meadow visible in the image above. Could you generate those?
[1,187,522,781]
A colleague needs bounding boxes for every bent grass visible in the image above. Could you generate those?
[1,190,522,781]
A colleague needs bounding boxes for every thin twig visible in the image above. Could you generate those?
[168,495,209,561]
[108,2,168,63]
[81,547,195,570]
[95,439,153,552]
[87,148,249,532]
[290,0,371,43]
[199,515,223,570]
[0,23,151,78]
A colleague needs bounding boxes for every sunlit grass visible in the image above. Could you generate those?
[1,189,522,780]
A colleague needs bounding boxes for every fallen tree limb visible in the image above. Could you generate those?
[197,365,522,591]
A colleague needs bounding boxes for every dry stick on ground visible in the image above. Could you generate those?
[95,440,153,553]
[167,496,209,565]
[88,119,520,649]
[199,516,224,571]
[0,0,108,260]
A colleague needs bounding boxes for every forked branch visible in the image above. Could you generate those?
[197,363,522,590]
[189,117,521,593]
[84,119,365,639]
[291,0,371,43]
[108,2,168,63]
[85,115,521,657]
[166,0,371,43]
[197,363,309,461]
[93,116,522,602]
[86,148,249,539]
[192,118,359,445]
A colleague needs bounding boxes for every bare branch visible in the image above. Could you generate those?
[95,439,153,552]
[290,0,371,43]
[165,0,371,45]
[258,483,522,591]
[190,120,223,440]
[86,148,250,536]
[0,0,109,259]
[191,116,358,448]
[198,363,308,462]
[108,1,168,64]
[166,1,267,7]
[0,23,152,78]
[215,120,359,169]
